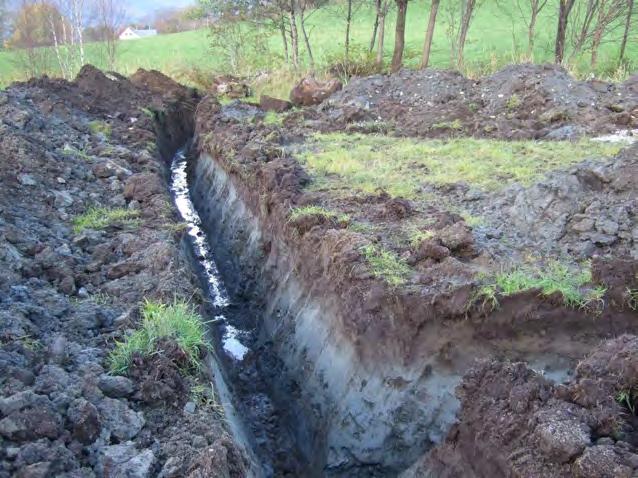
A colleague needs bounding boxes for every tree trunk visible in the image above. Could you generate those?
[555,0,575,63]
[370,0,381,52]
[280,17,289,63]
[620,0,634,62]
[421,0,440,69]
[345,0,353,62]
[288,0,299,69]
[300,9,315,72]
[391,0,408,73]
[528,8,538,55]
[376,11,386,68]
[457,0,476,69]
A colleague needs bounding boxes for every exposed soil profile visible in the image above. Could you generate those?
[1,64,637,478]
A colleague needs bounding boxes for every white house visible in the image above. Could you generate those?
[119,28,158,41]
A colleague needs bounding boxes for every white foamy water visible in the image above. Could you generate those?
[171,149,249,361]
[592,129,638,144]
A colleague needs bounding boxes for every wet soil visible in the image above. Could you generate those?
[0,66,248,477]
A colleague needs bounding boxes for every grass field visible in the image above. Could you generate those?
[1,0,636,90]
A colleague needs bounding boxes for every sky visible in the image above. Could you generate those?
[125,0,195,20]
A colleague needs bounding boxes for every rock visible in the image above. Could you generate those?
[260,95,292,113]
[93,162,117,178]
[290,77,342,107]
[67,398,101,444]
[183,401,196,415]
[53,190,74,208]
[417,240,450,261]
[123,173,164,202]
[98,374,135,398]
[595,218,619,235]
[572,445,632,478]
[14,462,51,478]
[438,222,474,252]
[0,391,47,416]
[106,260,143,280]
[571,216,595,232]
[97,398,145,441]
[0,408,62,442]
[544,125,586,140]
[535,417,590,464]
[17,174,37,186]
[97,442,154,478]
[212,75,250,98]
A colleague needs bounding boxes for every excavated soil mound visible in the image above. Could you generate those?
[0,68,246,477]
[319,64,638,139]
[406,335,638,477]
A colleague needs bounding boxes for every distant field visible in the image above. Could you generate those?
[1,0,636,91]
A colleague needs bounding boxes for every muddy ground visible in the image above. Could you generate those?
[0,67,248,477]
[2,62,638,478]
[194,63,638,476]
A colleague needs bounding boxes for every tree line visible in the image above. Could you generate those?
[198,0,636,75]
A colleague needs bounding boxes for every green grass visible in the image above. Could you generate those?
[88,120,112,137]
[300,133,621,197]
[72,207,140,233]
[360,243,411,286]
[2,0,636,89]
[478,261,606,309]
[263,111,284,126]
[108,299,209,375]
[289,205,349,223]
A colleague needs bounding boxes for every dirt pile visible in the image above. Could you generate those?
[318,64,638,139]
[405,335,638,478]
[0,68,247,477]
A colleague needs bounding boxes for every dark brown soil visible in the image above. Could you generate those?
[0,66,247,477]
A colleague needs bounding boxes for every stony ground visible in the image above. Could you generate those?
[0,67,247,477]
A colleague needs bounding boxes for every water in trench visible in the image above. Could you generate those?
[170,147,308,477]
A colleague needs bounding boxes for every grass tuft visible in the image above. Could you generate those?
[478,261,606,309]
[360,244,411,286]
[289,205,349,223]
[263,111,284,126]
[73,207,140,233]
[88,120,112,138]
[108,299,209,375]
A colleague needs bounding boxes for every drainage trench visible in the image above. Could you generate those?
[169,145,310,477]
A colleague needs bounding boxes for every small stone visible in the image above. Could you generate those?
[97,443,155,478]
[98,374,135,398]
[183,401,196,415]
[78,287,89,298]
[67,398,101,445]
[596,218,619,235]
[571,217,595,233]
[536,418,590,463]
[53,190,74,208]
[17,174,37,186]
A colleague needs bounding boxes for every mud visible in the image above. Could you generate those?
[0,67,248,477]
[2,61,638,478]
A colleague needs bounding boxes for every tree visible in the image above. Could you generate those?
[421,0,440,69]
[0,0,7,48]
[619,0,634,62]
[555,0,575,63]
[8,1,55,77]
[456,0,480,68]
[93,0,125,70]
[390,0,407,72]
[374,0,391,69]
[524,0,549,55]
